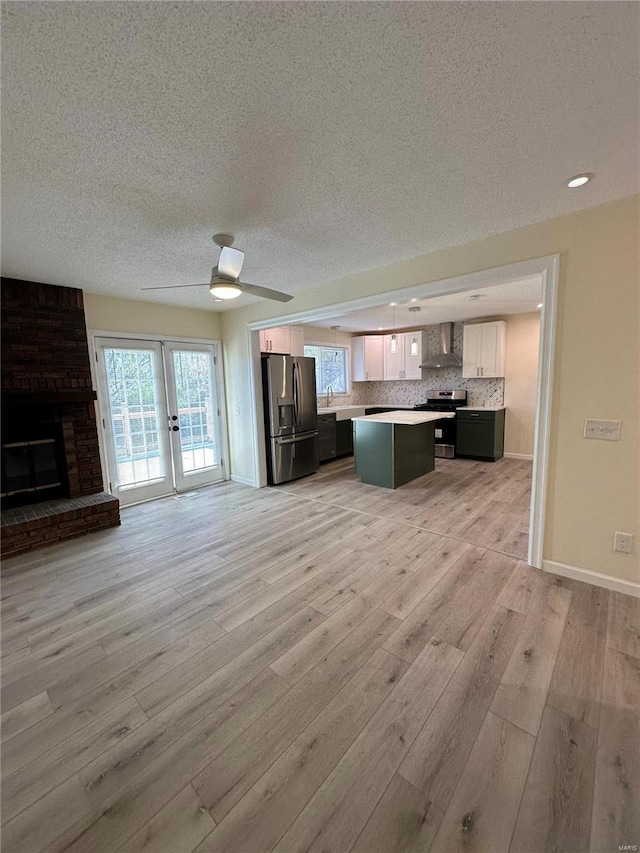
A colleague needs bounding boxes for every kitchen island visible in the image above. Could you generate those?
[351,411,454,489]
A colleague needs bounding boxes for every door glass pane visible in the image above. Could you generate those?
[104,348,166,489]
[172,350,217,474]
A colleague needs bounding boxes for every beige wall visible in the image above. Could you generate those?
[221,195,639,585]
[302,324,353,349]
[504,312,540,457]
[83,293,221,340]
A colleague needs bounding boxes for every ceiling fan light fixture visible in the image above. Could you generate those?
[209,281,242,300]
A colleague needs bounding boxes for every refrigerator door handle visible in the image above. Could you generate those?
[276,430,319,445]
[292,361,301,428]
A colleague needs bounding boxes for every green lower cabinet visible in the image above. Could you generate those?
[335,419,354,457]
[318,413,337,462]
[456,409,505,461]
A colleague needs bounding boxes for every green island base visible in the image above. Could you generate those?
[353,419,436,489]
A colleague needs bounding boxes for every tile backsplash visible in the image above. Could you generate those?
[351,376,504,407]
[347,321,505,408]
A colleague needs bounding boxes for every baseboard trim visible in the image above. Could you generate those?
[542,559,640,597]
[504,452,534,460]
[230,474,258,488]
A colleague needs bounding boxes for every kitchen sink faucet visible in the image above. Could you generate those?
[325,385,334,407]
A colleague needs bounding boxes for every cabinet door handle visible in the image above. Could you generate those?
[481,367,484,376]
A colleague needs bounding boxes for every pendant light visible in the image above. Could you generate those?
[331,325,340,362]
[408,306,421,355]
[389,303,398,353]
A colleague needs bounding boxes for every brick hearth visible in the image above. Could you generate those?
[2,492,120,555]
[1,278,120,555]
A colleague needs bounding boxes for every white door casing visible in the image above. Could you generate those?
[94,335,227,506]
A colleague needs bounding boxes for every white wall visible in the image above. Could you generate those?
[221,195,639,585]
[504,312,540,457]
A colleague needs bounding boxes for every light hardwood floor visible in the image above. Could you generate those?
[1,458,638,853]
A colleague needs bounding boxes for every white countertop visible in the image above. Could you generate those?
[456,405,506,411]
[317,405,367,421]
[352,410,455,426]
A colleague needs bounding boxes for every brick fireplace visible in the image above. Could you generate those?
[1,278,120,555]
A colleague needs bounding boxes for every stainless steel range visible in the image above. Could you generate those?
[413,389,468,458]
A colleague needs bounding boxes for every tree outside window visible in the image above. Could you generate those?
[304,345,348,394]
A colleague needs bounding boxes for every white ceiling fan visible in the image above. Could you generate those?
[141,234,293,303]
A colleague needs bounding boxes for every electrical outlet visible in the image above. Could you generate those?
[613,532,633,554]
[583,419,621,441]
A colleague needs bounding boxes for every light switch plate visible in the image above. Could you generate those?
[583,419,621,441]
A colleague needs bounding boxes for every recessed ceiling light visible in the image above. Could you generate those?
[410,297,418,303]
[566,173,594,188]
[389,302,397,307]
[537,303,543,309]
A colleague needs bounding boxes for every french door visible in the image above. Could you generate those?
[95,337,226,506]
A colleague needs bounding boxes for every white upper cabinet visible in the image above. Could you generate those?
[383,335,404,380]
[403,331,423,379]
[260,326,304,356]
[462,321,506,378]
[352,335,384,381]
[382,332,423,380]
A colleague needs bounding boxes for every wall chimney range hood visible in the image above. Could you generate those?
[420,322,462,368]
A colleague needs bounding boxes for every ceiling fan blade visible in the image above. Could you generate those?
[241,282,293,302]
[218,246,245,279]
[141,283,209,290]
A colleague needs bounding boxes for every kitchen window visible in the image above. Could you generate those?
[303,345,349,395]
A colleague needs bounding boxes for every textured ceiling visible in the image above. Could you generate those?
[2,2,638,312]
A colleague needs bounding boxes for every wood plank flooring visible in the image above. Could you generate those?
[1,457,638,853]
[274,455,533,560]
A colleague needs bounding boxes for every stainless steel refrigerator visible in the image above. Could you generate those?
[262,354,319,485]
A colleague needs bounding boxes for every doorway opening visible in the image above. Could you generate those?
[247,255,558,569]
